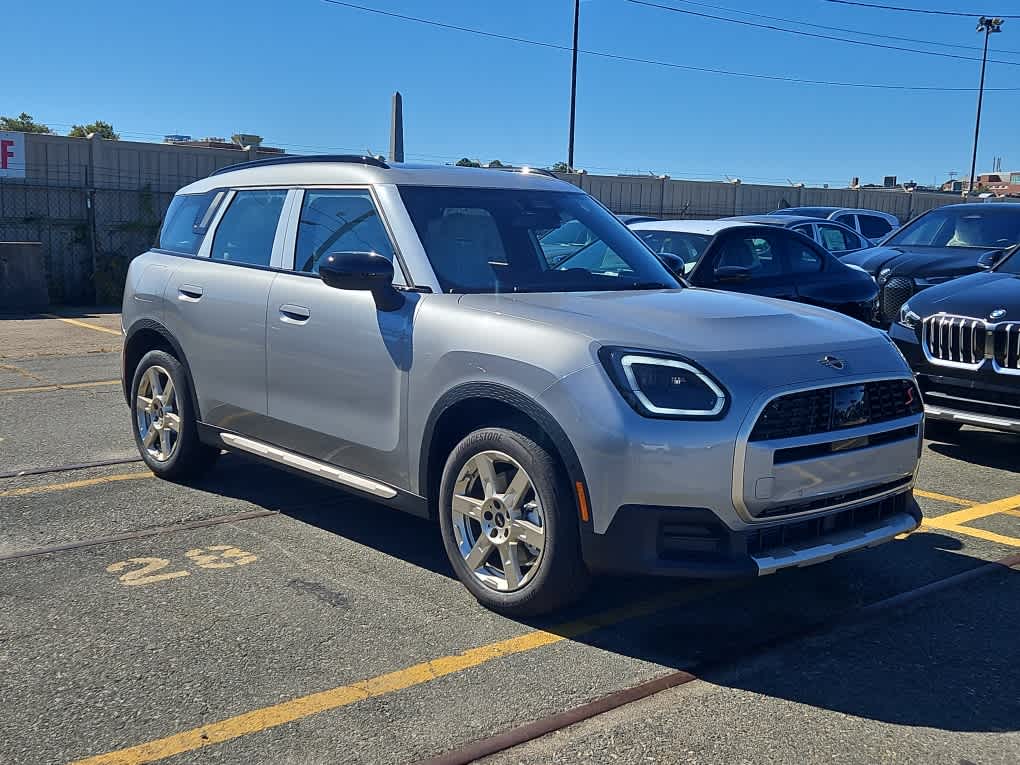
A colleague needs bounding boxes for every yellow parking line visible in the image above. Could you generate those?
[0,380,120,395]
[914,489,974,507]
[925,494,1020,528]
[44,314,122,337]
[69,580,737,765]
[0,471,152,498]
[1004,509,1020,520]
[926,521,1020,548]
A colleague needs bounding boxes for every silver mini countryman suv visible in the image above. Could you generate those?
[122,156,924,615]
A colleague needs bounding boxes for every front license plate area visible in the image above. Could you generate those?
[832,384,868,429]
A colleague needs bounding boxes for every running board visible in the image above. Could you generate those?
[219,433,398,499]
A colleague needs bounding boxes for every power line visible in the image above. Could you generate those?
[666,0,1020,55]
[824,1,1020,19]
[319,0,1020,92]
[628,0,1020,66]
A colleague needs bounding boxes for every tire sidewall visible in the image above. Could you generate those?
[438,427,581,614]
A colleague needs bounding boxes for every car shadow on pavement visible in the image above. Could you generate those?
[195,455,1019,734]
[927,430,1020,473]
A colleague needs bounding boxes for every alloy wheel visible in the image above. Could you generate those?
[135,365,181,462]
[451,450,546,592]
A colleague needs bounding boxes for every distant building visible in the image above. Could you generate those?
[944,171,1020,196]
[161,134,285,154]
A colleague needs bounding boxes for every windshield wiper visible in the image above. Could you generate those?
[628,281,678,290]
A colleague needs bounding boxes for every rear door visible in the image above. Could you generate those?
[263,187,418,488]
[689,228,795,300]
[163,188,292,431]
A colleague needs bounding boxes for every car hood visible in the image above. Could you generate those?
[459,288,906,383]
[907,271,1020,319]
[841,244,1002,278]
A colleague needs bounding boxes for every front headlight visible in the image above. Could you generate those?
[913,275,953,287]
[599,347,728,418]
[897,302,921,330]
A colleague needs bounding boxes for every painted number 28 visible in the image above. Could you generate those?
[106,546,257,587]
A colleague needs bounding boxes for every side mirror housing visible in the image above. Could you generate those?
[656,251,686,276]
[976,251,1002,270]
[713,265,753,283]
[319,251,403,311]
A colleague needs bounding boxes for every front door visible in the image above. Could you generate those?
[690,228,795,300]
[264,188,417,488]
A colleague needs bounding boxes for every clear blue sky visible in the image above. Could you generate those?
[6,0,1019,186]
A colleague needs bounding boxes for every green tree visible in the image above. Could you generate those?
[487,159,505,168]
[455,157,482,168]
[68,120,119,140]
[550,161,571,173]
[0,112,52,134]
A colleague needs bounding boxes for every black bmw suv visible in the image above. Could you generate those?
[890,244,1020,438]
[843,203,1020,326]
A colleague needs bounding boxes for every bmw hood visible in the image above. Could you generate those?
[906,271,1020,319]
[841,244,1003,278]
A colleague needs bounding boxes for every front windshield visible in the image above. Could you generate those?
[888,207,1020,249]
[634,230,711,268]
[398,186,680,293]
[994,246,1020,275]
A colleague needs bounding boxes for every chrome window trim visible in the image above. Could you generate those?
[619,354,726,417]
[730,374,921,524]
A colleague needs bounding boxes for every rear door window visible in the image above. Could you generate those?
[835,214,857,231]
[210,190,288,267]
[711,232,785,281]
[816,224,858,253]
[858,215,894,239]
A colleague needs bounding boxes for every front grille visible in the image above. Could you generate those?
[880,277,913,322]
[923,314,988,365]
[993,322,1020,370]
[746,490,909,556]
[750,379,921,441]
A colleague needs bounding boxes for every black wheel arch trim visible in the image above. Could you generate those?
[419,382,590,521]
[123,318,203,421]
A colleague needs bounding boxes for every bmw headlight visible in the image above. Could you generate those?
[913,275,953,287]
[599,347,728,418]
[897,302,921,330]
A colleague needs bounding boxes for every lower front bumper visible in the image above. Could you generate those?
[925,404,1020,434]
[581,491,921,578]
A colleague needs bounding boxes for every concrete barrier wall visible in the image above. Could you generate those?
[0,131,966,303]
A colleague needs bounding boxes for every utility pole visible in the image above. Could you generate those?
[567,0,580,171]
[968,16,1003,195]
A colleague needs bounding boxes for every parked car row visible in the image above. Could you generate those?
[623,203,1020,438]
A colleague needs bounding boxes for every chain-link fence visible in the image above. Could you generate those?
[0,178,171,304]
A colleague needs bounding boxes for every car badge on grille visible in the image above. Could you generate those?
[989,308,1007,321]
[819,355,846,370]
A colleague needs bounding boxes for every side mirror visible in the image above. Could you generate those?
[656,251,686,276]
[976,251,1002,270]
[713,265,753,283]
[319,251,403,311]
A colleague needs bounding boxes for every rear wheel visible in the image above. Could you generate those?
[924,419,962,442]
[438,427,589,616]
[130,350,219,480]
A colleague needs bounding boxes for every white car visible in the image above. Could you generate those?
[769,207,900,244]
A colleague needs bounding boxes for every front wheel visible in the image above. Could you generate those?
[438,427,589,616]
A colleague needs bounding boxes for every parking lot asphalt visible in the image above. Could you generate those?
[1,312,1018,765]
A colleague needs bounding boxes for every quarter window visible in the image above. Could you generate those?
[210,190,287,267]
[159,191,223,254]
[294,190,395,273]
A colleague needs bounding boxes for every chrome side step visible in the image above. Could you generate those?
[219,433,398,499]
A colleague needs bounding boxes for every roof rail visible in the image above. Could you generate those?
[487,165,558,179]
[210,154,389,177]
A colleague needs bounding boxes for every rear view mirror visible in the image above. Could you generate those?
[713,265,753,283]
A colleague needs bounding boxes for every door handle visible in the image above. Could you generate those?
[279,304,311,324]
[178,285,203,301]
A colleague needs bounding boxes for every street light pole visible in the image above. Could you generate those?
[968,16,1003,196]
[567,0,580,171]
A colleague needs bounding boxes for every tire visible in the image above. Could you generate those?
[130,349,219,480]
[438,427,590,616]
[924,419,962,442]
